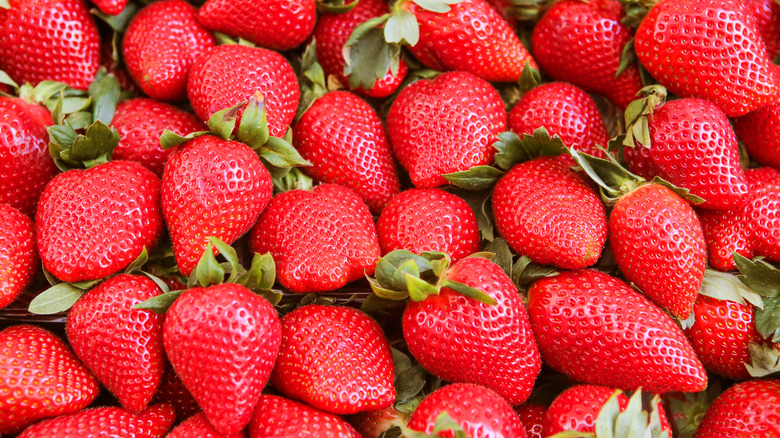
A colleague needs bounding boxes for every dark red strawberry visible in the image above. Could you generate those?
[733,97,780,170]
[0,204,37,309]
[543,385,628,435]
[123,0,215,102]
[16,404,175,438]
[514,403,546,438]
[746,0,780,59]
[349,405,410,438]
[695,379,780,437]
[167,412,245,438]
[249,395,361,437]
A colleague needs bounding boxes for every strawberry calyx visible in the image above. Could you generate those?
[273,168,314,193]
[697,268,764,309]
[297,40,336,122]
[398,411,469,438]
[621,84,667,149]
[617,0,657,29]
[665,383,721,438]
[0,0,9,9]
[746,342,780,377]
[733,253,780,343]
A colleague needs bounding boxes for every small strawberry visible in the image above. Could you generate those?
[695,379,780,437]
[92,0,128,15]
[167,412,245,438]
[349,405,410,438]
[543,385,629,435]
[16,404,175,438]
[733,96,780,170]
[249,394,361,437]
[514,403,546,438]
[0,204,37,309]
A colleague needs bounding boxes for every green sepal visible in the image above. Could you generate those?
[237,92,270,148]
[0,69,18,88]
[667,382,721,438]
[568,147,644,203]
[623,85,667,149]
[374,250,435,290]
[648,176,706,204]
[90,1,140,33]
[236,252,277,292]
[385,9,419,45]
[547,432,594,438]
[132,290,185,314]
[64,111,94,131]
[0,0,9,9]
[493,131,527,171]
[272,167,314,193]
[412,0,464,13]
[316,0,360,13]
[698,268,764,308]
[343,14,400,90]
[519,127,568,158]
[484,238,513,277]
[511,255,558,288]
[442,165,505,191]
[745,342,780,377]
[367,276,414,300]
[208,100,244,140]
[756,296,780,342]
[28,283,88,314]
[616,39,637,78]
[398,412,467,438]
[733,253,780,297]
[88,69,121,125]
[208,237,245,283]
[159,129,209,150]
[140,271,171,294]
[49,120,120,171]
[124,247,150,274]
[189,241,225,288]
[392,348,428,406]
[618,0,656,29]
[518,61,541,92]
[259,133,312,168]
[296,40,328,121]
[406,273,440,301]
[440,279,497,305]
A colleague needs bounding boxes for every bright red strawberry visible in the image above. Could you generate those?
[0,96,58,218]
[387,71,506,188]
[492,157,607,270]
[0,325,99,434]
[349,405,410,438]
[734,97,780,170]
[634,0,778,117]
[249,184,380,293]
[294,91,400,214]
[167,412,245,438]
[695,379,780,437]
[249,394,361,437]
[163,283,281,435]
[16,404,175,438]
[92,0,127,15]
[162,135,272,277]
[36,160,163,282]
[543,385,629,435]
[746,183,780,262]
[746,0,780,59]
[406,383,526,438]
[0,0,100,89]
[532,0,642,109]
[152,365,200,422]
[526,270,708,393]
[0,204,37,309]
[66,274,165,412]
[270,305,395,415]
[187,44,299,138]
[123,0,215,102]
[198,0,315,52]
[514,403,546,438]
[376,189,480,261]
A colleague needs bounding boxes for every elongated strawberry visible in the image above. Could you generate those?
[250,395,361,437]
[733,97,780,170]
[543,385,629,435]
[695,379,780,437]
[17,404,175,438]
[0,204,37,309]
[167,412,245,438]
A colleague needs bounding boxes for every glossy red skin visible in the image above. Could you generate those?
[314,0,408,97]
[734,98,780,170]
[377,189,480,262]
[271,305,395,415]
[493,157,607,270]
[532,0,642,109]
[162,135,272,277]
[695,379,780,437]
[112,98,204,177]
[0,0,99,89]
[543,385,629,435]
[123,0,215,102]
[408,383,527,438]
[92,0,127,15]
[294,91,400,214]
[514,403,546,438]
[635,0,777,117]
[152,365,200,422]
[249,184,381,293]
[0,325,99,434]
[404,257,541,405]
[746,0,780,58]
[747,184,780,262]
[405,0,535,82]
[624,98,749,210]
[199,0,315,51]
[0,204,37,309]
[387,71,506,188]
[187,44,299,138]
[0,97,58,218]
[163,284,281,435]
[250,395,361,437]
[16,404,175,438]
[527,270,708,394]
[66,274,165,413]
[609,183,706,319]
[168,412,245,438]
[36,160,163,283]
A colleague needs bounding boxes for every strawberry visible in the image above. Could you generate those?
[36,160,163,282]
[123,0,215,102]
[270,305,395,415]
[376,189,480,262]
[387,71,506,188]
[634,0,778,117]
[531,0,642,109]
[0,325,99,434]
[526,269,708,394]
[746,0,780,59]
[0,0,100,90]
[733,96,780,170]
[294,90,400,214]
[514,403,546,438]
[249,184,380,293]
[543,385,629,435]
[163,283,281,435]
[92,0,127,15]
[695,379,780,437]
[198,0,315,52]
[0,204,37,309]
[66,274,165,412]
[349,405,410,438]
[16,404,175,438]
[152,365,200,422]
[249,394,361,437]
[167,412,245,438]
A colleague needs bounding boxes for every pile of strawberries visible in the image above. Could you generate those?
[0,0,779,436]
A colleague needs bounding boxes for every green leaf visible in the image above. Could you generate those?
[297,40,328,121]
[699,268,764,308]
[367,276,411,300]
[124,247,149,274]
[237,252,276,292]
[615,389,644,438]
[395,258,421,286]
[48,125,79,150]
[385,10,419,45]
[57,97,92,116]
[412,0,463,13]
[140,271,170,294]
[755,296,780,341]
[623,85,667,149]
[28,283,86,314]
[440,279,497,305]
[208,237,245,283]
[616,39,636,78]
[0,69,17,88]
[207,101,245,140]
[485,237,513,278]
[518,61,541,92]
[259,136,312,168]
[734,253,780,297]
[344,24,397,90]
[595,391,622,438]
[236,92,270,149]
[132,290,184,314]
[195,242,225,287]
[64,111,94,131]
[649,176,706,205]
[89,72,121,125]
[69,121,120,167]
[34,81,70,103]
[568,148,644,201]
[443,165,505,191]
[159,129,208,150]
[521,127,568,158]
[493,131,528,171]
[405,273,440,302]
[511,256,558,287]
[745,342,780,377]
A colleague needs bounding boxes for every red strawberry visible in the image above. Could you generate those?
[163,283,281,435]
[167,412,245,438]
[349,405,410,438]
[634,0,778,117]
[294,91,400,214]
[746,0,780,59]
[0,325,99,434]
[0,204,37,309]
[746,182,780,263]
[733,97,780,170]
[526,269,708,393]
[249,184,380,293]
[695,379,780,437]
[152,365,200,422]
[270,305,395,415]
[16,404,175,438]
[187,44,299,138]
[543,385,629,435]
[249,394,361,437]
[376,189,480,262]
[492,156,607,269]
[0,96,58,218]
[0,0,100,89]
[123,0,215,102]
[531,0,642,109]
[36,160,163,282]
[92,0,128,15]
[66,274,165,412]
[387,71,506,188]
[514,403,546,438]
[198,0,315,52]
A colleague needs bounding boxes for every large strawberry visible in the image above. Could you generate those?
[0,0,100,89]
[695,379,780,437]
[167,412,245,438]
[543,385,629,435]
[387,71,506,188]
[16,404,175,438]
[249,395,361,437]
[0,204,37,309]
[0,325,100,434]
[733,96,780,170]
